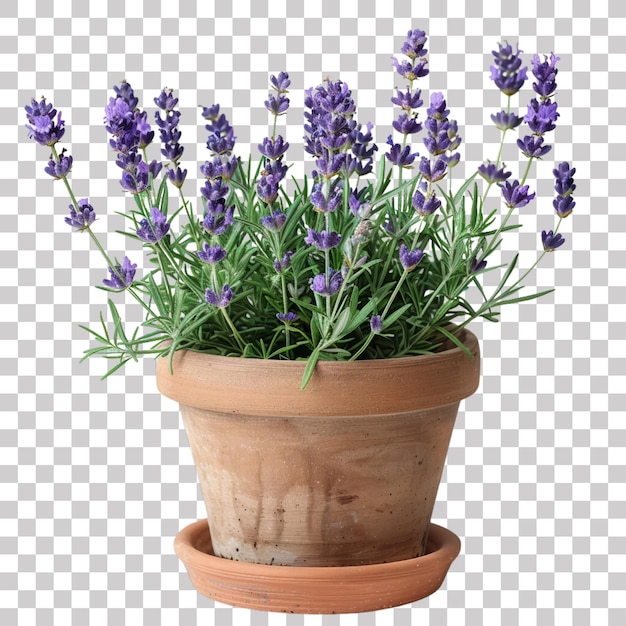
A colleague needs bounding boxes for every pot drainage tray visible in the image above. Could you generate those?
[175,519,461,614]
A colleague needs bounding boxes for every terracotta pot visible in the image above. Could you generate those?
[157,328,480,569]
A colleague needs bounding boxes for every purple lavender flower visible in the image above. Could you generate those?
[310,269,343,296]
[399,244,424,271]
[553,194,575,219]
[24,97,66,147]
[349,122,378,175]
[136,207,170,243]
[65,198,96,231]
[412,189,441,216]
[155,91,184,164]
[134,110,154,149]
[220,157,239,180]
[273,251,293,273]
[524,98,559,135]
[270,72,291,92]
[260,210,287,232]
[196,243,227,264]
[391,87,424,111]
[258,136,289,160]
[490,110,523,131]
[205,285,233,308]
[201,104,220,121]
[553,162,576,196]
[154,89,179,111]
[203,201,234,236]
[304,228,342,250]
[276,312,298,323]
[120,160,150,194]
[385,140,419,168]
[45,149,73,179]
[310,184,342,213]
[148,159,163,180]
[541,230,566,251]
[490,42,528,96]
[320,133,348,151]
[257,174,280,204]
[200,178,230,203]
[422,93,462,163]
[105,83,154,153]
[501,180,536,209]
[265,94,290,116]
[531,53,560,98]
[303,80,366,178]
[418,156,447,182]
[392,57,428,81]
[370,315,383,334]
[392,113,422,135]
[517,135,552,159]
[470,257,488,273]
[477,162,511,184]
[113,81,139,110]
[167,166,187,188]
[313,80,356,115]
[205,112,236,156]
[104,96,133,136]
[349,191,371,218]
[315,153,345,178]
[103,256,136,290]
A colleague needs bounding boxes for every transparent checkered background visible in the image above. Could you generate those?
[2,0,624,624]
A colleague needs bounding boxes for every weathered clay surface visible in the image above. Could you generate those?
[157,329,480,567]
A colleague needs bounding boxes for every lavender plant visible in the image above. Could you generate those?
[24,30,574,388]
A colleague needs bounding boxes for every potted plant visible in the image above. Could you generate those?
[24,28,574,614]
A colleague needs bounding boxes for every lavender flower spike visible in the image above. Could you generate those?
[304,228,342,251]
[65,198,96,231]
[541,230,565,251]
[370,315,383,334]
[553,162,576,196]
[276,312,298,324]
[24,97,66,147]
[270,72,291,93]
[260,210,287,232]
[310,270,343,296]
[490,42,528,96]
[478,162,511,184]
[103,256,136,290]
[45,149,73,179]
[205,285,234,308]
[196,243,227,264]
[399,244,424,271]
[553,161,576,218]
[136,207,170,243]
[501,179,536,209]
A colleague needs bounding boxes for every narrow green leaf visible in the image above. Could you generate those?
[493,288,555,307]
[436,326,475,358]
[301,348,321,390]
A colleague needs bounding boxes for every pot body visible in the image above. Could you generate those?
[157,330,480,567]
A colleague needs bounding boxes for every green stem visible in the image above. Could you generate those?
[141,147,157,207]
[509,216,564,292]
[179,188,201,247]
[219,308,246,352]
[520,156,535,186]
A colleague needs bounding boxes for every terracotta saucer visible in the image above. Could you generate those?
[175,519,461,614]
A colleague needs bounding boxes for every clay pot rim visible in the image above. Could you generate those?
[156,327,480,415]
[174,519,461,613]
